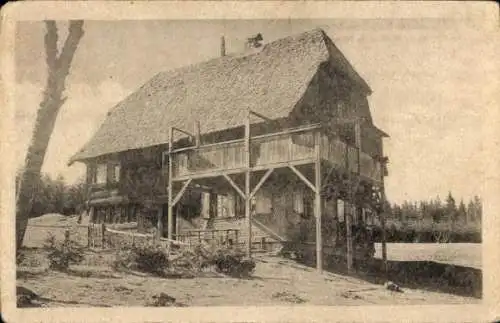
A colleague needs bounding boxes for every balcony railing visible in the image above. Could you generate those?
[169,125,383,182]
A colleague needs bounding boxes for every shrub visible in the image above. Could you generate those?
[112,244,169,276]
[43,232,85,271]
[210,247,256,278]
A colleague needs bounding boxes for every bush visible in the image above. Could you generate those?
[43,231,85,271]
[112,244,169,276]
[211,247,256,278]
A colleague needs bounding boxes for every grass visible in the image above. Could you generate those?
[374,243,481,269]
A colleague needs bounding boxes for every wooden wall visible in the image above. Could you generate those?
[290,62,383,158]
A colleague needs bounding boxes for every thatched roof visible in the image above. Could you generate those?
[70,28,372,164]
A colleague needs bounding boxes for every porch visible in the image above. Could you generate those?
[160,110,389,274]
[169,124,383,184]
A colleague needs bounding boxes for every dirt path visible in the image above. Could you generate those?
[17,254,478,307]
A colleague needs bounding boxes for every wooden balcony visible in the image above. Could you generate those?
[169,125,383,183]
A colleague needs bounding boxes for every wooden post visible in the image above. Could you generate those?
[245,109,252,258]
[101,223,106,248]
[380,176,388,278]
[87,225,91,248]
[346,200,353,273]
[314,130,323,272]
[354,121,362,174]
[175,205,180,240]
[156,204,163,239]
[167,127,174,250]
[345,144,353,274]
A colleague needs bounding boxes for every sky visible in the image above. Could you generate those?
[13,18,497,204]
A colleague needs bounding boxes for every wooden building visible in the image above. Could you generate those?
[69,28,390,272]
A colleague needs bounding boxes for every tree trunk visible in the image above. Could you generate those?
[16,21,84,253]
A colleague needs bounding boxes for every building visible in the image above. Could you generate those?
[69,28,389,272]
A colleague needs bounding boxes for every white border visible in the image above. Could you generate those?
[1,1,499,322]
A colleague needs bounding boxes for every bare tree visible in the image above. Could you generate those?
[16,20,84,253]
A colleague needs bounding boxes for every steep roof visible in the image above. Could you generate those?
[69,28,371,164]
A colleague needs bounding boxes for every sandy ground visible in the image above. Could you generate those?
[17,214,480,307]
[17,253,479,307]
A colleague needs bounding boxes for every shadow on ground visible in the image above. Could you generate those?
[300,256,482,299]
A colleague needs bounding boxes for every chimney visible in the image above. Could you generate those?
[220,36,226,57]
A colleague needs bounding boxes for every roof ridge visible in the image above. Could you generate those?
[156,28,329,76]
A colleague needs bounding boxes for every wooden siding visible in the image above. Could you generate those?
[173,140,246,178]
[171,129,382,181]
[171,127,318,179]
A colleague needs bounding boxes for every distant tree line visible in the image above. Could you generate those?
[372,192,482,243]
[16,171,88,218]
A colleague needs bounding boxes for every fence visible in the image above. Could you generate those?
[87,223,106,248]
[87,223,239,250]
[174,229,240,247]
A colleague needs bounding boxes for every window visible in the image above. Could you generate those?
[95,163,107,184]
[88,161,122,185]
[235,194,245,217]
[303,193,314,218]
[254,190,272,214]
[338,200,345,222]
[293,188,314,218]
[293,189,304,214]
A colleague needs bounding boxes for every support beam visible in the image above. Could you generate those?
[172,126,194,139]
[249,110,273,123]
[222,174,245,199]
[289,165,316,193]
[314,131,323,272]
[380,186,388,279]
[172,178,193,207]
[249,168,274,199]
[245,109,252,258]
[167,127,174,247]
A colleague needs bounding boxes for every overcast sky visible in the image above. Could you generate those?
[14,18,497,203]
